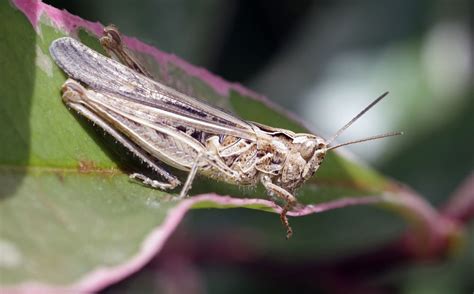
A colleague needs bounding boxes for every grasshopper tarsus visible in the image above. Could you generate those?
[280,208,293,239]
[130,173,179,190]
[282,195,296,239]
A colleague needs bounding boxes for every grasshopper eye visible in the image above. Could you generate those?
[300,140,317,160]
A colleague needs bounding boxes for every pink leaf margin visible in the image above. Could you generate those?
[2,194,381,293]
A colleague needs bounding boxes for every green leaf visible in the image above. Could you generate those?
[0,0,440,292]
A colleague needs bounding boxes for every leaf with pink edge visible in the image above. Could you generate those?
[0,1,438,292]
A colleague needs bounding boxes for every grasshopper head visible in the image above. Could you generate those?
[294,134,328,181]
[278,134,327,191]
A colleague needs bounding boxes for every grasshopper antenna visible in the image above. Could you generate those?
[326,92,403,150]
[328,131,403,150]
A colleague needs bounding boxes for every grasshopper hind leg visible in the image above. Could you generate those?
[62,79,181,191]
[100,25,152,78]
[98,26,182,191]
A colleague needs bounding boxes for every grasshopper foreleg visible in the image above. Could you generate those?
[260,175,297,239]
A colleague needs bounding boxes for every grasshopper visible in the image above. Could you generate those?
[49,26,401,238]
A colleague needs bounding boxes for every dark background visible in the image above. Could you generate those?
[44,1,473,293]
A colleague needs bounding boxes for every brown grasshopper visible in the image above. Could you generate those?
[49,26,401,238]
